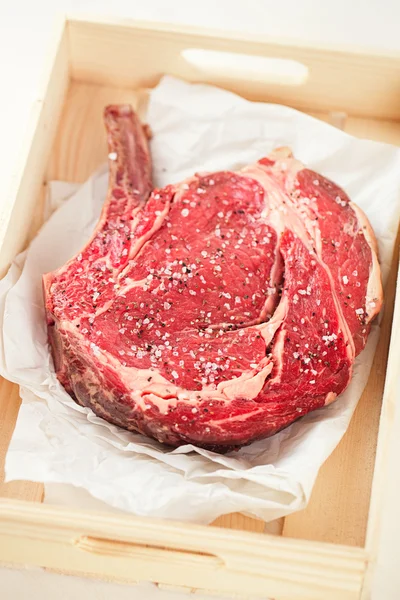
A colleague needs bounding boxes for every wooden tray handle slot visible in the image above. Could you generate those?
[75,535,225,569]
[181,48,309,86]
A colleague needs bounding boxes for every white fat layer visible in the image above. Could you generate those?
[216,361,273,400]
[130,202,170,259]
[203,406,266,426]
[350,202,383,322]
[241,164,314,252]
[324,392,337,406]
[107,197,172,285]
[267,327,286,385]
[256,296,288,345]
[267,147,305,189]
[249,159,355,363]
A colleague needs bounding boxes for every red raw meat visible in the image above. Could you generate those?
[43,106,383,451]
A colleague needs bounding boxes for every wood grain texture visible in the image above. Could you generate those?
[363,264,400,600]
[345,118,400,144]
[0,20,69,279]
[47,82,148,183]
[0,18,67,503]
[0,499,367,600]
[212,514,283,536]
[68,16,400,120]
[212,513,266,534]
[0,379,43,502]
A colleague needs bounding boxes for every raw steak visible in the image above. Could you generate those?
[43,105,383,452]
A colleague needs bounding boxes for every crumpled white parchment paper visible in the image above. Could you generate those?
[2,76,400,524]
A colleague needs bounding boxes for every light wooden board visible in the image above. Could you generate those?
[363,263,400,600]
[0,19,68,505]
[47,83,148,182]
[0,185,49,504]
[0,379,43,503]
[0,20,69,279]
[212,513,266,534]
[0,498,367,600]
[68,16,400,120]
[345,117,400,145]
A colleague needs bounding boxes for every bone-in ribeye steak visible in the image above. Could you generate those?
[44,105,383,452]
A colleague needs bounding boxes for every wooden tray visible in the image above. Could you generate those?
[0,15,399,600]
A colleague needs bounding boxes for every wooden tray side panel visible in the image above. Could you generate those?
[0,379,43,503]
[363,261,400,599]
[67,17,400,120]
[46,82,148,182]
[0,21,70,503]
[0,21,69,278]
[0,499,367,600]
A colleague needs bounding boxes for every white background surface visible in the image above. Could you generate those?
[1,1,400,598]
